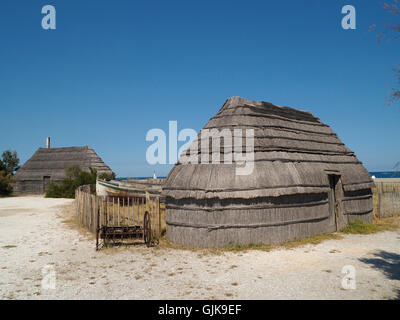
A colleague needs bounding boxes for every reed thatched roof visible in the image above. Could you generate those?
[163,96,373,200]
[15,146,112,181]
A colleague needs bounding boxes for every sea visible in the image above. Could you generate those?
[117,172,400,180]
[369,171,400,178]
[117,177,167,181]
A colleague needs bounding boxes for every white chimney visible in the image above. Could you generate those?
[46,137,51,149]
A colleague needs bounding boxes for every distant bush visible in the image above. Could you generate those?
[45,166,98,199]
[0,149,19,196]
[98,171,116,181]
[0,150,20,175]
[0,171,14,196]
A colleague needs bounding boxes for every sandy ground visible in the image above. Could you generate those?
[0,196,399,300]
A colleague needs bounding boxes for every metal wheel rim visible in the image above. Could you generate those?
[143,211,151,246]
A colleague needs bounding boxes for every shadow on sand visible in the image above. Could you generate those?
[359,250,400,281]
[359,250,400,300]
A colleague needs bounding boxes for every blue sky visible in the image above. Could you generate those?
[0,0,399,177]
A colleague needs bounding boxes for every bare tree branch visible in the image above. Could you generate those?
[370,1,400,105]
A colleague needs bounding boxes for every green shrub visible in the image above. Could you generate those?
[0,150,20,175]
[98,171,116,181]
[45,166,98,198]
[0,170,14,196]
[0,149,19,197]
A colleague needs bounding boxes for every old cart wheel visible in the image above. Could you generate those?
[143,211,152,247]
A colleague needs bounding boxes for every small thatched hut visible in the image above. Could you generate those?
[163,97,374,247]
[14,139,112,194]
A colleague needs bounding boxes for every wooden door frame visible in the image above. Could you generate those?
[328,173,346,231]
[328,174,340,231]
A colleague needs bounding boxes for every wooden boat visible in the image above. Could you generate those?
[96,178,164,197]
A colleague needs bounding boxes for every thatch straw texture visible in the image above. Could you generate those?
[14,146,112,194]
[164,97,373,247]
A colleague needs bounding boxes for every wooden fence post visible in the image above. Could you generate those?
[158,197,161,238]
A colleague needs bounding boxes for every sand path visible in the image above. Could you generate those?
[0,196,399,299]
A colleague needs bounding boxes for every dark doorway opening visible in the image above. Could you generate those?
[43,176,51,193]
[328,174,340,231]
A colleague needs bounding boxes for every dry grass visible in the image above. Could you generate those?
[156,232,342,254]
[58,203,95,239]
[341,220,382,234]
[373,216,400,230]
[341,217,400,234]
[279,233,343,249]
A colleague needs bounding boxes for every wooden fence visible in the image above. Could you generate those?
[75,185,164,238]
[372,180,400,218]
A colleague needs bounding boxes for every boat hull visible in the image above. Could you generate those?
[96,179,163,197]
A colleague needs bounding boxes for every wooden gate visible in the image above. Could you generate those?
[75,185,163,249]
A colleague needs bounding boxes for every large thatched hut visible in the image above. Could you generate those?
[163,97,374,247]
[14,139,112,194]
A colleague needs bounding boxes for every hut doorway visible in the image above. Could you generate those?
[328,174,345,231]
[43,176,51,193]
